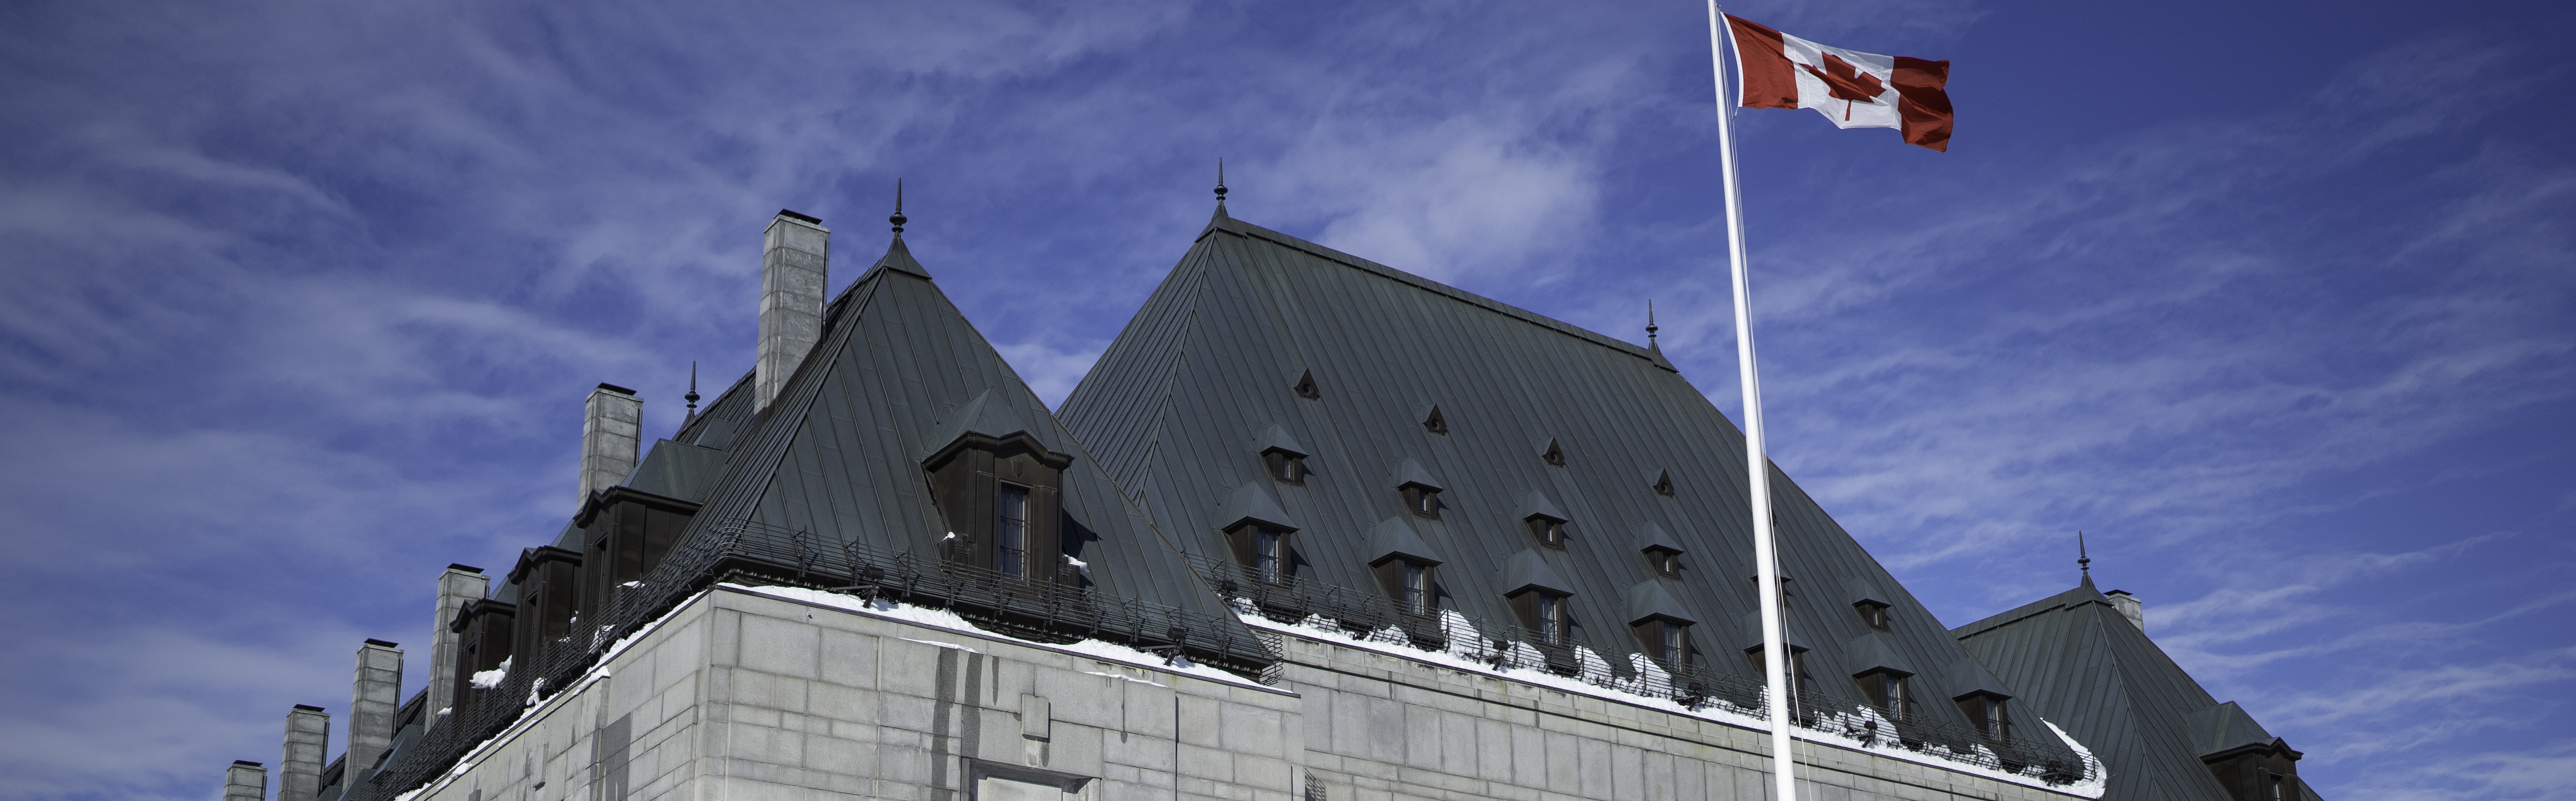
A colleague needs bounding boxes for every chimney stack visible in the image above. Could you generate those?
[225,761,267,801]
[757,209,830,410]
[346,640,404,784]
[2104,589,2145,632]
[579,384,642,503]
[427,564,488,716]
[279,705,328,801]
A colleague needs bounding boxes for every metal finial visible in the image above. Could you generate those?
[1646,300,1659,344]
[2078,531,2091,577]
[889,179,907,235]
[1215,158,1228,206]
[685,361,700,414]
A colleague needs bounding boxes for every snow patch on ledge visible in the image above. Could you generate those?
[721,584,1270,690]
[1238,609,2105,798]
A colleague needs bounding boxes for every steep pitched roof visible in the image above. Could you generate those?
[1057,212,2019,712]
[1953,580,2306,801]
[664,236,1248,629]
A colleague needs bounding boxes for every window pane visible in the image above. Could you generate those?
[1403,562,1425,612]
[998,486,1029,577]
[1255,529,1280,580]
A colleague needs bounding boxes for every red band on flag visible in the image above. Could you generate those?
[1892,57,1953,152]
[1725,15,1799,110]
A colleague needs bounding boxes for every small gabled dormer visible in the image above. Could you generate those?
[1625,580,1697,671]
[1252,424,1309,485]
[1291,368,1320,400]
[2188,701,2306,801]
[1844,632,1917,718]
[1214,483,1300,584]
[923,390,1075,584]
[1847,578,1895,631]
[1945,657,2019,742]
[1391,458,1446,519]
[1738,612,1817,701]
[1649,468,1676,497]
[1519,490,1570,547]
[1636,522,1686,578]
[1501,549,1577,649]
[1415,403,1448,435]
[1537,436,1565,467]
[1366,516,1444,613]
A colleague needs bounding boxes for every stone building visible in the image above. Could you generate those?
[221,197,2318,801]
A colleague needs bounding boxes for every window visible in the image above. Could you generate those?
[997,485,1029,578]
[1956,693,2013,741]
[1534,594,1567,643]
[1748,574,1797,610]
[1857,670,1911,718]
[1406,486,1441,519]
[1633,619,1692,671]
[1371,557,1436,613]
[1856,601,1891,631]
[1264,450,1304,484]
[1652,470,1675,497]
[1540,439,1565,467]
[1528,516,1565,547]
[1646,547,1681,578]
[1421,407,1447,434]
[1400,562,1428,612]
[1746,646,1817,702]
[1293,370,1320,399]
[1254,528,1284,582]
[2267,772,2285,801]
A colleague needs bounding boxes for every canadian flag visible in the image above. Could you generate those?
[1725,15,1953,151]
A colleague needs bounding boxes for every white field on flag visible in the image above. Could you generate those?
[1775,32,1901,130]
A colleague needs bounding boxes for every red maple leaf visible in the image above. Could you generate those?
[1798,53,1886,120]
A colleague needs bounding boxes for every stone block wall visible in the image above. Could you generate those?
[404,587,2081,801]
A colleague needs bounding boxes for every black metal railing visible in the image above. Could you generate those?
[356,519,1279,800]
[1182,555,2096,785]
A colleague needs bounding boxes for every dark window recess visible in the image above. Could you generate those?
[576,486,700,634]
[1528,516,1566,547]
[923,429,1076,586]
[1856,600,1892,631]
[1955,692,2013,741]
[1372,558,1434,613]
[506,546,583,674]
[1227,524,1293,583]
[1264,450,1304,485]
[1652,470,1675,497]
[1421,406,1447,434]
[1857,670,1913,717]
[1631,619,1692,671]
[1404,486,1442,519]
[997,485,1030,578]
[1293,370,1320,400]
[1646,546,1682,578]
[1541,439,1565,467]
[1746,645,1818,703]
[447,599,516,713]
[1509,589,1573,644]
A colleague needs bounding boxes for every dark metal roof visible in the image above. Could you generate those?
[1952,579,2324,801]
[1057,212,2027,714]
[660,237,1252,629]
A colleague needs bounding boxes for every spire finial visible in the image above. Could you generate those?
[685,361,700,415]
[1215,158,1228,209]
[1646,300,1660,345]
[2078,531,2091,578]
[889,179,907,235]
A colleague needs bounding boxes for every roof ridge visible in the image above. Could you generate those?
[1212,215,1666,368]
[1950,583,2108,640]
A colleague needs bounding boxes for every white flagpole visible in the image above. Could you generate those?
[1707,4,1798,801]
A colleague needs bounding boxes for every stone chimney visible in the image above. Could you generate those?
[346,640,404,783]
[225,760,267,801]
[427,564,488,716]
[279,705,328,801]
[757,209,830,410]
[2105,589,2145,632]
[579,383,643,504]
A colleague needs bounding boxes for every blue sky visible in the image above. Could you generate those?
[1,1,2568,799]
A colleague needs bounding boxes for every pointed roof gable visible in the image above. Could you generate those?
[669,237,1250,641]
[1213,482,1298,533]
[1633,521,1685,553]
[1251,423,1308,457]
[1953,583,2256,801]
[1388,458,1445,492]
[1499,549,1573,596]
[1623,580,1695,625]
[1056,212,2051,727]
[2185,701,2284,758]
[1518,489,1568,522]
[1366,516,1443,566]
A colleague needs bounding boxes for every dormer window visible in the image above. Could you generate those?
[1405,485,1441,518]
[1227,523,1293,583]
[1646,547,1681,578]
[1856,600,1892,631]
[1373,558,1434,613]
[923,402,1075,586]
[1632,618,1692,670]
[1528,516,1565,547]
[1746,645,1817,702]
[1418,404,1447,434]
[1540,438,1565,467]
[1857,669,1913,717]
[1510,590,1572,644]
[1749,574,1798,610]
[1651,470,1675,497]
[1956,691,2013,741]
[1293,370,1320,399]
[1265,450,1304,484]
